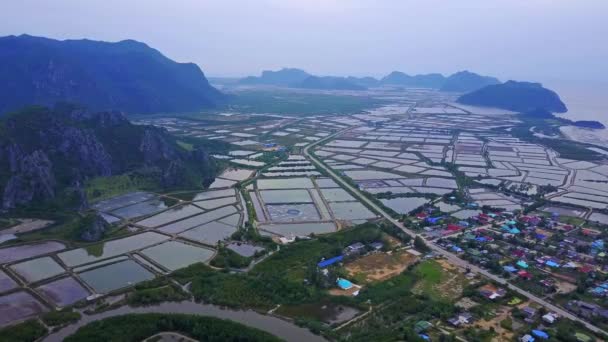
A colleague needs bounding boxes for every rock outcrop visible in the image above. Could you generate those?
[0,104,216,210]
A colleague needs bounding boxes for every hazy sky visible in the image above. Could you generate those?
[2,0,607,84]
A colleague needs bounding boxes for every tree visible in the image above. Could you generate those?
[414,236,430,253]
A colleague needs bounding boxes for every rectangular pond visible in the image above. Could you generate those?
[320,188,355,202]
[266,204,320,222]
[0,291,48,326]
[0,270,17,292]
[10,256,65,283]
[36,276,90,307]
[78,259,155,294]
[260,222,336,237]
[158,206,237,234]
[257,178,314,189]
[179,221,238,245]
[58,232,169,267]
[141,241,215,271]
[137,204,204,228]
[380,197,429,215]
[0,241,66,264]
[328,202,375,220]
[260,189,313,204]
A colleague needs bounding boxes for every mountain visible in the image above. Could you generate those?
[239,68,311,86]
[346,76,380,88]
[440,71,501,92]
[0,35,223,115]
[380,72,446,88]
[0,104,217,210]
[291,76,367,91]
[456,81,568,113]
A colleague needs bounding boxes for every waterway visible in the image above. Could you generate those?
[44,301,327,342]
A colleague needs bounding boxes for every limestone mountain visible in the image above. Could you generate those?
[0,35,223,115]
[0,104,216,209]
[457,81,568,113]
[440,71,501,92]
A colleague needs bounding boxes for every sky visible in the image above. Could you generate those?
[2,0,607,85]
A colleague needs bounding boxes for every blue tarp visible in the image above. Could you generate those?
[318,255,343,268]
[532,330,549,339]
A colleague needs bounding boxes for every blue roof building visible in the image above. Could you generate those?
[545,260,560,268]
[517,260,529,269]
[503,265,518,273]
[532,330,549,339]
[318,255,343,268]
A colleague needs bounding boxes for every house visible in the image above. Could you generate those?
[447,312,473,327]
[318,255,343,268]
[532,330,549,340]
[414,320,433,333]
[369,242,383,251]
[542,312,558,324]
[518,271,532,280]
[517,260,529,269]
[545,260,560,268]
[504,265,518,273]
[522,306,537,318]
[479,284,506,300]
[520,334,535,342]
[345,242,366,255]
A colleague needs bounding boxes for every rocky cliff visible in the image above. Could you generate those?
[0,104,216,209]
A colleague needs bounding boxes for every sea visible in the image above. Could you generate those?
[544,80,608,146]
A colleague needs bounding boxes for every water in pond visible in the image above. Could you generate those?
[58,232,169,267]
[192,189,235,201]
[36,276,90,307]
[0,270,17,292]
[259,222,336,237]
[179,221,237,245]
[110,199,167,219]
[257,178,314,189]
[276,301,360,325]
[226,243,265,257]
[380,197,429,215]
[266,204,320,222]
[137,204,204,228]
[260,189,312,204]
[0,291,48,326]
[158,206,238,234]
[140,241,215,271]
[196,197,236,210]
[0,241,66,264]
[320,188,355,202]
[78,260,155,294]
[92,192,157,212]
[328,202,375,220]
[10,256,65,283]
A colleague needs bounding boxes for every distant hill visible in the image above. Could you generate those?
[0,104,217,210]
[0,35,223,115]
[346,76,380,88]
[457,81,568,113]
[380,72,446,88]
[440,71,500,92]
[239,68,311,86]
[291,76,367,91]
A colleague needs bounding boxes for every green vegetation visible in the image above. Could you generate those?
[210,246,252,269]
[0,319,47,342]
[221,89,386,116]
[173,224,383,310]
[85,174,159,203]
[41,310,81,326]
[63,313,282,342]
[127,278,190,306]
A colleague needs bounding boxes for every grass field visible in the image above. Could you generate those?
[222,89,386,116]
[413,259,468,302]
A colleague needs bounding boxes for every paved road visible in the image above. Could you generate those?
[303,132,607,336]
